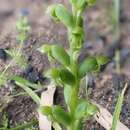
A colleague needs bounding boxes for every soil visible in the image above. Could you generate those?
[0,0,130,130]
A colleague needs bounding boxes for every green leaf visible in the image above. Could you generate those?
[59,68,75,85]
[51,45,70,66]
[39,106,52,116]
[79,57,98,78]
[70,0,95,9]
[64,85,72,105]
[69,0,86,9]
[96,55,109,65]
[75,100,98,119]
[69,0,77,5]
[47,4,74,28]
[55,5,74,28]
[47,5,59,21]
[52,106,71,126]
[110,83,128,130]
[86,0,96,6]
[72,26,84,35]
[86,102,99,116]
[46,68,60,79]
[38,44,51,54]
[75,100,88,119]
[11,76,38,89]
[11,76,40,104]
[75,0,86,9]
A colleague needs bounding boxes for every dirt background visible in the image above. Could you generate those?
[0,0,129,130]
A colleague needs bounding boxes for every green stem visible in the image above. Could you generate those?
[70,87,78,114]
[113,0,121,41]
[67,120,83,130]
[72,6,77,22]
[115,50,121,74]
[67,4,84,130]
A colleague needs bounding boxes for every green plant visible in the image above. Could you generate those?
[112,0,121,74]
[108,0,120,41]
[0,110,38,130]
[0,16,29,86]
[110,83,128,130]
[16,16,30,43]
[11,1,108,130]
[9,120,38,130]
[12,76,41,104]
[37,1,108,130]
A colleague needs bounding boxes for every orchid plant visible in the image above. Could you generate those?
[38,0,108,130]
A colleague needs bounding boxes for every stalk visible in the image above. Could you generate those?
[112,0,121,41]
[66,5,84,129]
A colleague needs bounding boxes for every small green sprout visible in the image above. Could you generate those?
[0,16,30,86]
[16,16,30,43]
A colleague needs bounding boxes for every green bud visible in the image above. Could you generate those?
[46,5,59,21]
[39,106,52,116]
[96,55,109,65]
[47,4,74,28]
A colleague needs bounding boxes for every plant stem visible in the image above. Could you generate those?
[67,120,83,130]
[115,50,121,74]
[67,5,85,130]
[113,0,121,41]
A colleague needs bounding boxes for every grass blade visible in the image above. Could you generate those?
[12,76,40,105]
[9,120,38,130]
[110,83,128,130]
